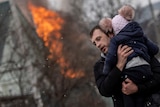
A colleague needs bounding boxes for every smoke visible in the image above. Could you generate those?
[47,0,73,13]
[28,0,48,7]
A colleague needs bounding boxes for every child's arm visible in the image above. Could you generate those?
[144,36,159,56]
[103,38,118,74]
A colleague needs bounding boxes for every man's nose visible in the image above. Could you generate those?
[97,42,101,48]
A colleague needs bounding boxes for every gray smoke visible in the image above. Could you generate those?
[47,0,73,13]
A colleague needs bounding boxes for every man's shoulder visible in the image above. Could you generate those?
[94,57,105,70]
[93,57,105,76]
[94,53,105,69]
[95,57,105,64]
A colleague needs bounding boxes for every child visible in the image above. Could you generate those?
[99,17,113,34]
[99,4,159,107]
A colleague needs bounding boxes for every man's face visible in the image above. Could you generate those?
[91,29,112,54]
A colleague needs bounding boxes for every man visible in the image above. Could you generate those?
[90,24,160,107]
[99,5,159,107]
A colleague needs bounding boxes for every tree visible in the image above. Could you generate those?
[70,0,134,32]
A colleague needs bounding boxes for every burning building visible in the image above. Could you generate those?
[0,0,109,107]
[0,0,45,106]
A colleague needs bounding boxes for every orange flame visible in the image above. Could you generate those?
[29,3,84,78]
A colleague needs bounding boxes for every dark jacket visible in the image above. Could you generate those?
[94,56,160,107]
[103,22,159,74]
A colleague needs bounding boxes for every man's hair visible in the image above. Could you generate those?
[90,25,108,38]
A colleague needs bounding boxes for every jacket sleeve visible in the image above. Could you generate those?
[144,36,159,56]
[137,57,160,95]
[103,38,118,74]
[94,58,122,97]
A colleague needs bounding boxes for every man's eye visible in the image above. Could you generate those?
[96,37,101,41]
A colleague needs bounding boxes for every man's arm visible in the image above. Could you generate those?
[138,57,160,94]
[94,59,122,97]
[122,57,160,95]
[94,45,133,97]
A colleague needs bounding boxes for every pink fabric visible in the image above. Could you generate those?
[112,15,129,35]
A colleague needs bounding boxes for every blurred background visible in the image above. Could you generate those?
[0,0,159,107]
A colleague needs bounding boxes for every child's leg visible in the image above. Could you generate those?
[135,96,145,107]
[123,94,135,107]
[123,94,145,107]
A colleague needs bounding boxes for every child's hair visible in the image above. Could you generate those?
[118,4,135,21]
[98,17,113,33]
[112,4,135,35]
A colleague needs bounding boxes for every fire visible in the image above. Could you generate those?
[28,3,84,78]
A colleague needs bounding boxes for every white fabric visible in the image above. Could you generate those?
[125,56,149,69]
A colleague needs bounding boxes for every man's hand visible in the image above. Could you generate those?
[116,45,133,71]
[122,78,138,95]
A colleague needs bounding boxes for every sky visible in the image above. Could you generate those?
[132,0,160,7]
[48,0,160,12]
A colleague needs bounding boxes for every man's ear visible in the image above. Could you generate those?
[108,34,114,38]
